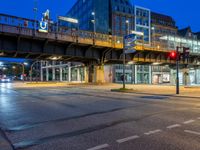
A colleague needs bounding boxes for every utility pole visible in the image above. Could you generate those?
[123,37,126,89]
[176,46,180,94]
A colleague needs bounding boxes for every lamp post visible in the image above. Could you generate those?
[126,20,130,35]
[91,12,96,34]
[176,46,180,94]
[151,26,155,47]
[33,0,38,35]
[20,62,28,82]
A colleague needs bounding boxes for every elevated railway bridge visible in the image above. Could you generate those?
[0,13,200,82]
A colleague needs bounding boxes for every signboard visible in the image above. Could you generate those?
[58,16,78,24]
[39,21,48,33]
[124,34,137,54]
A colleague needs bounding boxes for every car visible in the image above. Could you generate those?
[0,77,11,83]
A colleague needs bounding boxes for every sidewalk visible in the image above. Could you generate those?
[2,82,200,97]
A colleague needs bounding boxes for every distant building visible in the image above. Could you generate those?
[66,0,200,85]
[151,12,177,44]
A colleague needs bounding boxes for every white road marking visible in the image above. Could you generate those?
[183,120,195,124]
[184,130,200,136]
[144,129,162,135]
[116,135,139,144]
[167,124,181,129]
[87,144,109,150]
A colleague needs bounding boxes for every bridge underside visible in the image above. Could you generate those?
[0,30,200,67]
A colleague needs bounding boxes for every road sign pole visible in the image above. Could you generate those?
[123,37,126,89]
[176,46,179,94]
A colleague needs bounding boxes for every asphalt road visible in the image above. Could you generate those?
[0,83,200,150]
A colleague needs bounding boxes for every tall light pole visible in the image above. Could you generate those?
[19,62,28,82]
[91,12,96,33]
[176,46,180,94]
[33,0,38,35]
[151,26,155,47]
[126,20,130,35]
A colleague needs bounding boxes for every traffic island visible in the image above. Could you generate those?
[111,88,137,93]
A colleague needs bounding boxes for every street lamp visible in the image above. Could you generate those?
[91,12,96,34]
[33,0,38,35]
[151,26,155,47]
[126,20,130,35]
[21,62,28,82]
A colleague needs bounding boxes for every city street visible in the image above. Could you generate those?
[0,83,200,150]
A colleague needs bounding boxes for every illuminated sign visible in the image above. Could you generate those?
[39,21,48,33]
[58,16,78,24]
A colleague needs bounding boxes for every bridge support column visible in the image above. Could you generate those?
[40,61,43,82]
[87,65,105,83]
[68,63,71,82]
[59,62,63,82]
[77,68,80,82]
[46,61,49,81]
[94,65,105,83]
[52,61,56,81]
[84,67,89,83]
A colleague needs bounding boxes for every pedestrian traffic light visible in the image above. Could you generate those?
[169,51,177,59]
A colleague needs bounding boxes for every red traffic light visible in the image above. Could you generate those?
[169,51,177,59]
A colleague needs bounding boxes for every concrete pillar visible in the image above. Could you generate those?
[88,65,94,83]
[46,61,49,81]
[84,67,89,83]
[68,63,71,82]
[94,65,105,83]
[77,68,80,82]
[135,65,137,84]
[149,65,152,84]
[52,61,56,81]
[59,62,63,82]
[40,61,43,81]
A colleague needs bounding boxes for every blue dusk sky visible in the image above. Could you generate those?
[0,0,200,32]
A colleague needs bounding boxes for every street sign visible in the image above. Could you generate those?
[125,49,136,54]
[124,34,137,44]
[124,34,137,54]
[39,21,48,33]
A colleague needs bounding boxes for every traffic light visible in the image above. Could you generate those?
[183,47,190,61]
[169,51,177,59]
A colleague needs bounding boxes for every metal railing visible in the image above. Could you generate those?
[1,13,200,54]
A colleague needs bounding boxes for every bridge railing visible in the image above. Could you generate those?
[1,13,189,52]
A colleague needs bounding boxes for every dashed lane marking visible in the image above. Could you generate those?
[87,144,109,150]
[183,120,195,124]
[116,135,139,144]
[167,124,181,129]
[184,130,200,136]
[144,129,162,135]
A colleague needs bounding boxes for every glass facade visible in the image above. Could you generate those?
[135,6,151,44]
[160,35,200,54]
[66,0,109,34]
